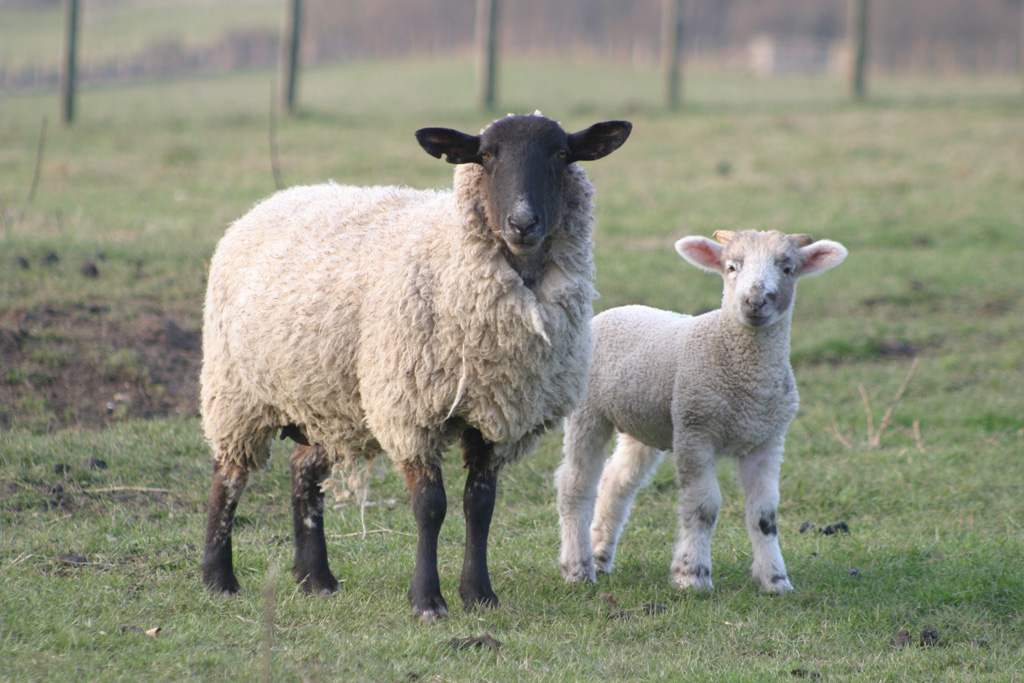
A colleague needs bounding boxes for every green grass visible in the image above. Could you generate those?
[2,57,1024,681]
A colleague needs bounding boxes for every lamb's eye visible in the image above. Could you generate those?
[726,262,740,273]
[782,265,795,276]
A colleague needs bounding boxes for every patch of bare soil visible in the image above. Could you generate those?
[0,304,200,429]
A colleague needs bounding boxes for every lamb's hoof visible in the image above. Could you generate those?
[594,551,614,575]
[670,564,713,591]
[560,560,597,584]
[759,575,794,594]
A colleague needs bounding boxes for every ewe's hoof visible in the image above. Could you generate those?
[410,591,449,625]
[412,604,449,625]
[459,585,500,612]
[301,578,342,598]
[201,567,241,595]
[295,569,341,597]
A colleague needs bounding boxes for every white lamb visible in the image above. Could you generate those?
[199,113,631,623]
[555,229,847,592]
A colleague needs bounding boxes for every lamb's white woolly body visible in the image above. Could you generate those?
[584,305,797,454]
[555,230,847,593]
[201,162,596,474]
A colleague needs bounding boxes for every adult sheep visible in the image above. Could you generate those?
[555,230,846,593]
[200,113,632,623]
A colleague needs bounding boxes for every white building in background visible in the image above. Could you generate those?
[749,34,848,76]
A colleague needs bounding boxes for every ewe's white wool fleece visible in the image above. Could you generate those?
[201,162,597,472]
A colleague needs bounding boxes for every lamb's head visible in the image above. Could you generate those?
[416,114,631,277]
[675,230,848,329]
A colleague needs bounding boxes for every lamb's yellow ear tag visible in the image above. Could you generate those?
[712,230,736,245]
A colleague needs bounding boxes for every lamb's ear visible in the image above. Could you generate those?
[566,120,632,163]
[675,236,724,274]
[415,128,482,164]
[796,239,848,277]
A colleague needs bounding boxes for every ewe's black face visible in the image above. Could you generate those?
[476,116,571,256]
[416,115,632,284]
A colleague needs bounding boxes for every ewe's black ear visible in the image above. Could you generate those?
[415,127,482,164]
[566,120,632,163]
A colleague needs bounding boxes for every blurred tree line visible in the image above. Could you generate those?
[297,0,1023,73]
[5,0,1023,98]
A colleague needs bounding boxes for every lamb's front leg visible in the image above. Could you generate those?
[669,446,720,590]
[402,462,448,624]
[458,429,500,611]
[738,440,793,593]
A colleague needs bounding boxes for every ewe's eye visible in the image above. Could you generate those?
[480,151,493,161]
[557,150,568,159]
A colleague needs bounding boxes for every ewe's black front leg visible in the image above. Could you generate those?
[201,463,248,594]
[404,462,449,623]
[290,444,341,596]
[459,429,501,611]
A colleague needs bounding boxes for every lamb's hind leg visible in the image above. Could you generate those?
[590,434,666,575]
[201,461,249,594]
[402,461,448,624]
[458,428,501,611]
[555,407,614,583]
[290,444,341,596]
[738,440,792,593]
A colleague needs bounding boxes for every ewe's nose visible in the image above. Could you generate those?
[508,212,539,237]
[506,199,543,245]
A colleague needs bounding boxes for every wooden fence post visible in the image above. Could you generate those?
[848,0,869,101]
[476,0,498,110]
[60,0,79,125]
[662,0,684,110]
[1019,0,1024,95]
[280,0,302,115]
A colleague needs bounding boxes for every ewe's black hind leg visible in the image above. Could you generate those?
[403,462,448,624]
[458,428,501,611]
[290,444,341,596]
[201,463,248,594]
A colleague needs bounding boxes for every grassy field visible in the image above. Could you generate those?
[2,57,1023,681]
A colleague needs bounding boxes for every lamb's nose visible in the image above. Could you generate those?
[745,286,777,309]
[744,294,769,313]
